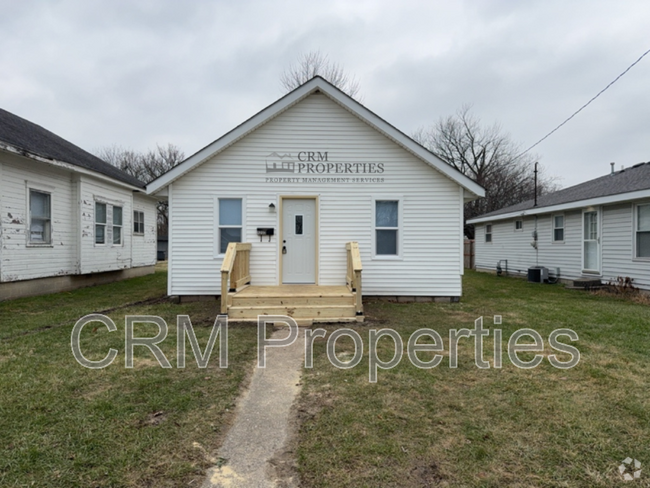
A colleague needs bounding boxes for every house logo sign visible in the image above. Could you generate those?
[264,152,385,175]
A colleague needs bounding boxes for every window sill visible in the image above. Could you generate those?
[552,241,565,244]
[632,257,650,262]
[372,255,403,261]
[27,243,53,248]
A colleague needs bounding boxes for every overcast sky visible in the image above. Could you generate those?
[1,0,648,187]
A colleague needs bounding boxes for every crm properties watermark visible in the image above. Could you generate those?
[71,314,580,382]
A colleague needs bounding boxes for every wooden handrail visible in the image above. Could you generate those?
[345,242,363,316]
[220,242,252,314]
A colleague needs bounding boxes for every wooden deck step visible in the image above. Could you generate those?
[226,285,362,324]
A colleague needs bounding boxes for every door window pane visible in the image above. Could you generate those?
[295,215,303,235]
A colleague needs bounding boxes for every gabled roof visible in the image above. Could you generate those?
[468,162,650,224]
[0,107,145,189]
[146,76,485,198]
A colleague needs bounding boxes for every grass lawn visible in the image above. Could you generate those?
[0,269,259,487]
[297,271,650,487]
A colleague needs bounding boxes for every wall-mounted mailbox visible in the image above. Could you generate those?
[257,227,275,242]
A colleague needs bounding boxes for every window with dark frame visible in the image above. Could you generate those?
[113,206,123,245]
[553,215,565,242]
[375,200,398,255]
[95,202,107,244]
[219,198,242,254]
[515,220,523,230]
[636,204,650,258]
[485,224,492,243]
[133,210,145,234]
[29,189,51,244]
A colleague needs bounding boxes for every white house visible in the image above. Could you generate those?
[147,77,484,322]
[468,162,650,290]
[0,108,158,300]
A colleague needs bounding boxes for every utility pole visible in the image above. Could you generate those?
[534,162,538,207]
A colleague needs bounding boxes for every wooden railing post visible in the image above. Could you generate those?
[220,242,252,315]
[345,241,363,316]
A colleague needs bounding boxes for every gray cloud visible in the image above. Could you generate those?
[1,0,648,187]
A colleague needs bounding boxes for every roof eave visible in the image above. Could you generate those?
[467,188,650,224]
[146,77,486,197]
[0,142,144,192]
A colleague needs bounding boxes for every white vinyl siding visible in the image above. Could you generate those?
[167,92,464,296]
[0,154,77,281]
[0,152,157,283]
[131,194,157,267]
[474,202,650,290]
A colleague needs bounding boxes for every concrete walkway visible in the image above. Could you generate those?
[202,328,303,488]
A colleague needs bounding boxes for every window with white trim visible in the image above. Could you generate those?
[553,215,565,242]
[133,210,144,234]
[218,198,242,254]
[29,189,51,244]
[95,202,107,244]
[375,200,399,255]
[636,204,650,258]
[515,219,523,231]
[485,224,492,243]
[113,206,123,245]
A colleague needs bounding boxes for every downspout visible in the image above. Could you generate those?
[534,215,539,266]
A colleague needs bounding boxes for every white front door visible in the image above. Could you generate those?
[583,210,600,273]
[282,198,316,284]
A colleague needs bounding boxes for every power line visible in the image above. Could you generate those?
[517,48,650,158]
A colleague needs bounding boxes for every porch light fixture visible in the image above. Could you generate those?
[269,203,276,212]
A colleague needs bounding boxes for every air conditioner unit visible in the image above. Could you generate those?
[527,266,548,283]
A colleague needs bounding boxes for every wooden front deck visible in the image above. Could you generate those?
[220,242,364,325]
[228,285,362,325]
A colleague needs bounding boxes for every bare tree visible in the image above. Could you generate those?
[281,51,361,99]
[96,143,184,236]
[413,106,558,238]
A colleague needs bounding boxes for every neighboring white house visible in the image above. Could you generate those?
[0,108,158,300]
[468,162,650,290]
[147,76,485,303]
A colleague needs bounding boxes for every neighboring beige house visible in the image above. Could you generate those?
[468,163,650,290]
[147,76,485,315]
[0,108,157,300]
